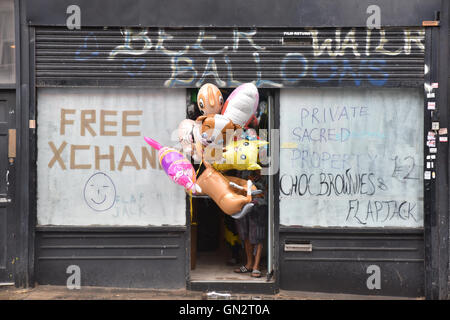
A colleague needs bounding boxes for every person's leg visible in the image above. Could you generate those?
[234,239,254,273]
[244,239,254,270]
[252,243,263,271]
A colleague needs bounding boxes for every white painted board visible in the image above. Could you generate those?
[280,88,424,227]
[37,88,187,226]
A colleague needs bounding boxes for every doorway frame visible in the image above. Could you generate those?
[0,89,16,285]
[186,88,281,294]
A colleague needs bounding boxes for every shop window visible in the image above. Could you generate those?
[0,0,15,84]
[279,88,424,228]
[36,87,187,226]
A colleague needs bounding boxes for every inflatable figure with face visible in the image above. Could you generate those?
[213,139,268,171]
[196,114,240,146]
[197,83,224,115]
[191,114,240,162]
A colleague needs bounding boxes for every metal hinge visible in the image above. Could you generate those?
[0,194,11,203]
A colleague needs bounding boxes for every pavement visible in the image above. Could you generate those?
[0,284,421,300]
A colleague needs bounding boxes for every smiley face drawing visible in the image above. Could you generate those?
[83,172,116,212]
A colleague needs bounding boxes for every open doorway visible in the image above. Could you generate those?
[186,87,275,284]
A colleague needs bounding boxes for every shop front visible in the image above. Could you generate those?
[7,0,449,298]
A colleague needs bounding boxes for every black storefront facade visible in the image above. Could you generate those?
[1,0,449,299]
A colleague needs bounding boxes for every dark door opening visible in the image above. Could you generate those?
[0,90,15,284]
[186,87,275,286]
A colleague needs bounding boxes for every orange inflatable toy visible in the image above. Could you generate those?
[196,161,255,219]
[197,83,224,115]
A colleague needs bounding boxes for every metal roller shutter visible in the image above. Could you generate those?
[35,27,425,88]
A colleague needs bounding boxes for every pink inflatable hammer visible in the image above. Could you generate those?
[144,137,201,194]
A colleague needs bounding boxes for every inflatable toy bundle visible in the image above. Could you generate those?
[144,82,268,219]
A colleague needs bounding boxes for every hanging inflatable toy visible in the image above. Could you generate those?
[177,119,197,157]
[196,160,255,219]
[213,139,269,171]
[197,83,224,115]
[221,82,259,128]
[196,114,240,147]
[194,175,261,197]
[144,137,201,194]
[178,83,224,160]
[225,175,262,196]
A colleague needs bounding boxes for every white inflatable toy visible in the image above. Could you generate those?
[221,82,259,128]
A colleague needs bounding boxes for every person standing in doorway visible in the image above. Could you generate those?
[233,171,267,278]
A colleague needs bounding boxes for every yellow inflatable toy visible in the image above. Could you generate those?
[213,139,268,171]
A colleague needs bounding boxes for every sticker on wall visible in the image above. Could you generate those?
[429,147,437,153]
[427,93,435,99]
[427,102,436,110]
[432,122,440,130]
[438,128,447,135]
[431,83,439,89]
[424,171,431,180]
[281,142,299,149]
[427,140,436,147]
[439,136,448,142]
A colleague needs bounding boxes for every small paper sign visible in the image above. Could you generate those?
[432,122,440,130]
[281,142,299,149]
[439,136,448,142]
[424,171,431,180]
[438,128,447,135]
[427,93,435,99]
[428,102,436,110]
[432,83,439,88]
[430,148,437,153]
